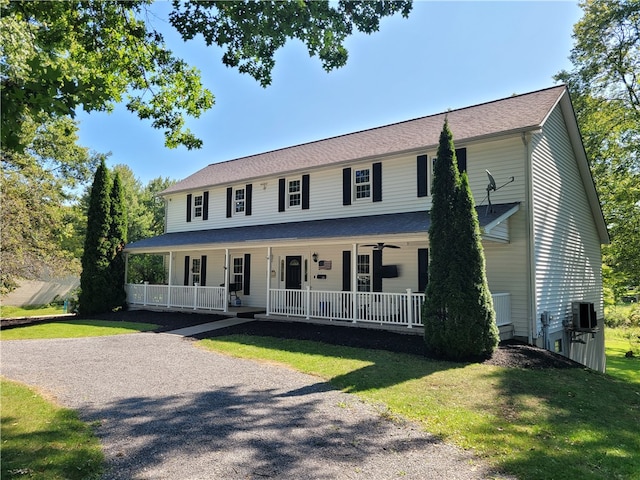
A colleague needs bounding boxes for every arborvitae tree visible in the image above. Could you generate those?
[79,159,112,314]
[423,119,499,360]
[108,172,127,310]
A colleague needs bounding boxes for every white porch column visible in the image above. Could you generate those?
[124,253,129,284]
[167,251,173,307]
[352,243,358,323]
[266,247,272,315]
[224,248,230,313]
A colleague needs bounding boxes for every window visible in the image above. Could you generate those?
[191,258,201,285]
[234,188,245,214]
[355,168,371,200]
[357,254,370,292]
[288,179,301,207]
[233,257,244,290]
[194,195,203,218]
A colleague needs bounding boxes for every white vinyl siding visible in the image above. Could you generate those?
[531,106,604,370]
[163,138,526,234]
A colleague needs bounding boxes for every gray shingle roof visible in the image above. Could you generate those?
[162,86,566,195]
[125,203,519,252]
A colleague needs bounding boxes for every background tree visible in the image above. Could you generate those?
[422,120,498,360]
[0,117,100,293]
[555,0,640,295]
[79,159,112,314]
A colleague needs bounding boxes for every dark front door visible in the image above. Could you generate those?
[285,256,302,290]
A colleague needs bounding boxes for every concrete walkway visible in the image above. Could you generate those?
[162,317,254,336]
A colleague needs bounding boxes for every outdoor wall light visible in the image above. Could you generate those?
[312,252,318,263]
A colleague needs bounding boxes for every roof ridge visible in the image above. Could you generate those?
[205,84,567,167]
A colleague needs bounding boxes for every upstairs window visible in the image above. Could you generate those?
[194,195,203,218]
[288,179,301,207]
[355,168,371,200]
[234,188,245,214]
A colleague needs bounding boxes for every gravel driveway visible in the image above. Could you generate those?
[2,332,509,479]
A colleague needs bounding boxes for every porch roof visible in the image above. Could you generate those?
[125,203,520,253]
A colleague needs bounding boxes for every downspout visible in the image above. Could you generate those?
[523,131,536,345]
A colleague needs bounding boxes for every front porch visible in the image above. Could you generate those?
[125,284,512,336]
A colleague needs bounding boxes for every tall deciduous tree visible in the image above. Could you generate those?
[80,159,112,314]
[1,0,411,152]
[555,0,640,292]
[422,120,498,360]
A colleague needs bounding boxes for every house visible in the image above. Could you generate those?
[124,85,609,372]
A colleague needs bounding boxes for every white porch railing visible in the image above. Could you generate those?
[125,283,226,311]
[125,283,512,329]
[268,287,511,329]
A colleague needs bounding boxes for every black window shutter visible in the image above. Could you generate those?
[226,187,233,218]
[202,191,209,220]
[186,194,192,222]
[184,256,190,285]
[342,168,351,206]
[201,255,207,286]
[245,184,252,216]
[417,155,428,197]
[243,254,251,295]
[372,249,383,292]
[373,162,382,202]
[456,148,467,173]
[302,174,310,210]
[342,251,351,291]
[278,178,286,212]
[418,248,429,292]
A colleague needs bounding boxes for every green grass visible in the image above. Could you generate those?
[199,335,640,480]
[1,304,65,318]
[1,379,103,480]
[605,327,640,385]
[0,320,158,340]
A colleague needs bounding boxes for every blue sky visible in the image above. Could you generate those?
[76,1,583,185]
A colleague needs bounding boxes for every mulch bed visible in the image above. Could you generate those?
[2,309,582,369]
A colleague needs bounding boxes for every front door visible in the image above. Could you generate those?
[285,256,302,290]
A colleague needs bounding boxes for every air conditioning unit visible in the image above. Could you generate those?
[571,302,597,331]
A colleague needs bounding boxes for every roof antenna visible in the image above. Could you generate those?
[486,170,515,215]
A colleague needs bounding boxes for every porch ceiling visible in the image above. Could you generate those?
[125,203,520,253]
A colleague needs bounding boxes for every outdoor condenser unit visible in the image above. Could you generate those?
[571,302,597,331]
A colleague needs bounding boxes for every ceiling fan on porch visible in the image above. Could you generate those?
[362,242,401,250]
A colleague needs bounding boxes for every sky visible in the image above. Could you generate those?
[76,1,584,185]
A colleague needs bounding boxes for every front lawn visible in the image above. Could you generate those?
[0,320,158,340]
[200,335,640,480]
[1,304,65,318]
[1,379,103,480]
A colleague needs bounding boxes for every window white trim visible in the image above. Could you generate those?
[193,195,203,218]
[234,187,245,215]
[287,178,302,209]
[357,254,371,292]
[354,167,371,201]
